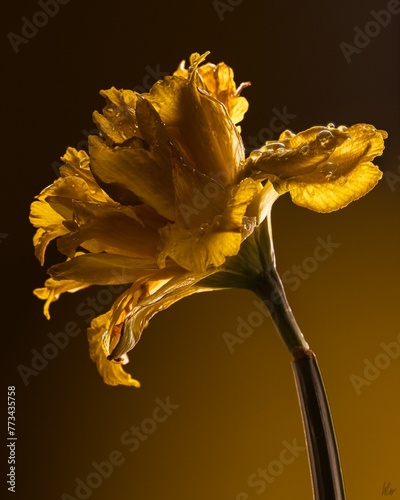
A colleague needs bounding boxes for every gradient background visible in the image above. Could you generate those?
[3,1,399,499]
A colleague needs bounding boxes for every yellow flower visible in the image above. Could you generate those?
[30,51,387,387]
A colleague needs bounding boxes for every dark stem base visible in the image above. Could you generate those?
[292,352,346,500]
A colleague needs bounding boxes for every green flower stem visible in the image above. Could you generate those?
[254,268,346,500]
[254,267,309,353]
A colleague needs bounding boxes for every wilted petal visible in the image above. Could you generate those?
[92,87,139,146]
[30,148,116,264]
[108,270,218,360]
[33,277,89,319]
[87,311,140,387]
[30,207,68,265]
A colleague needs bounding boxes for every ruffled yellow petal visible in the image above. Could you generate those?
[287,160,383,212]
[147,52,245,184]
[33,277,89,319]
[30,148,116,264]
[248,124,387,212]
[87,311,140,387]
[158,178,259,272]
[92,87,139,146]
[30,209,68,265]
[174,56,250,125]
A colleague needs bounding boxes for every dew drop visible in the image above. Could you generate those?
[265,141,286,151]
[327,122,335,129]
[361,124,376,137]
[321,161,336,180]
[198,223,209,235]
[300,145,309,155]
[317,129,334,148]
[336,177,347,186]
[276,147,286,157]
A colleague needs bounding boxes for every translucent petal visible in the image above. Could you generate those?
[33,277,89,319]
[87,311,140,387]
[108,269,218,360]
[287,161,383,212]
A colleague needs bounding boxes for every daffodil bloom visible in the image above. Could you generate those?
[30,51,387,388]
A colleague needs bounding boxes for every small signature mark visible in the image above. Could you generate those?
[382,481,397,496]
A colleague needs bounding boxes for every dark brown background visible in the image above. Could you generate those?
[3,1,399,499]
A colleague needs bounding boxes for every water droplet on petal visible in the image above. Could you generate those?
[300,145,309,155]
[336,177,347,186]
[276,147,286,157]
[360,124,376,137]
[198,223,209,235]
[265,141,286,149]
[317,129,334,148]
[327,122,335,129]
